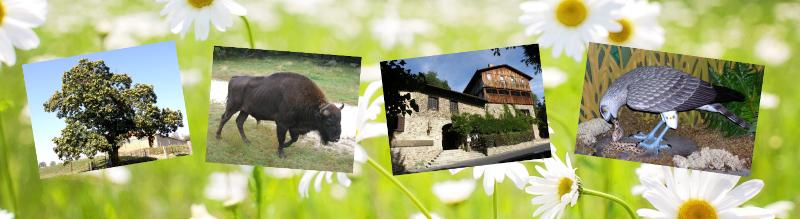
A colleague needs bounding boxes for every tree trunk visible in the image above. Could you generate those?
[109,146,121,167]
[148,135,155,148]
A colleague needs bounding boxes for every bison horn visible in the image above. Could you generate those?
[320,103,332,116]
[338,104,344,109]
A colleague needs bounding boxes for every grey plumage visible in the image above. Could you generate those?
[600,66,750,129]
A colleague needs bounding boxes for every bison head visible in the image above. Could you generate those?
[318,103,344,144]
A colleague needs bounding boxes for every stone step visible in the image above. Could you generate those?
[425,149,486,168]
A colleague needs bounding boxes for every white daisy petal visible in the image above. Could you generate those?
[0,32,17,66]
[4,20,40,50]
[714,179,764,210]
[156,0,249,41]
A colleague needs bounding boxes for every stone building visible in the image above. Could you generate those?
[389,64,541,173]
[119,135,188,152]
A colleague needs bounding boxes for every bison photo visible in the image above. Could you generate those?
[215,73,345,158]
[207,47,360,173]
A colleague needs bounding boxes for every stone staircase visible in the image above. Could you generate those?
[425,149,487,168]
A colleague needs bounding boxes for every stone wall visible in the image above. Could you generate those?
[392,91,483,149]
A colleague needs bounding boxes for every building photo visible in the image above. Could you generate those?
[381,45,550,175]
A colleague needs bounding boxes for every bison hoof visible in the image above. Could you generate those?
[243,139,251,144]
[278,151,286,158]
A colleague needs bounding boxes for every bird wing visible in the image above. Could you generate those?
[626,68,717,112]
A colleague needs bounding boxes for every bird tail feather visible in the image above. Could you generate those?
[713,85,745,103]
[709,103,751,129]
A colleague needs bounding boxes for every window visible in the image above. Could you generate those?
[486,73,492,81]
[486,88,497,94]
[450,100,458,114]
[511,91,521,96]
[498,89,509,95]
[394,116,405,132]
[428,96,439,111]
[510,77,516,87]
[522,92,531,97]
[499,76,505,86]
[520,109,531,116]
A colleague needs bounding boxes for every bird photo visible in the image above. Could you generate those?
[576,43,764,176]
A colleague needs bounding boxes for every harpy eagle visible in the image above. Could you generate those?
[599,66,750,154]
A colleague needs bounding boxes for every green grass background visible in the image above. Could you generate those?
[0,0,798,218]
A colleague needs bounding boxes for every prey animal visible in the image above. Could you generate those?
[600,66,750,155]
[215,72,344,158]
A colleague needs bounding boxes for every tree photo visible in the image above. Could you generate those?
[43,59,183,167]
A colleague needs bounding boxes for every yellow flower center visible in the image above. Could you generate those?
[608,19,634,43]
[556,0,588,27]
[557,177,573,197]
[0,1,5,25]
[678,199,717,219]
[187,0,213,9]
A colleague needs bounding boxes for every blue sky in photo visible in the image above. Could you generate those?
[400,46,544,101]
[23,41,189,164]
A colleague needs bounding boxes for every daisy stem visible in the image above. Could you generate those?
[493,181,498,219]
[580,188,637,219]
[0,112,17,211]
[252,166,265,219]
[366,158,432,219]
[240,16,255,49]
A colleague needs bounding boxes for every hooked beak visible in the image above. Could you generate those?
[603,114,616,124]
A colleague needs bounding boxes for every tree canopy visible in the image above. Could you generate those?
[44,59,183,166]
[420,71,452,90]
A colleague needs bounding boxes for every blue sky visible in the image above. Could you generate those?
[401,46,544,100]
[23,42,189,164]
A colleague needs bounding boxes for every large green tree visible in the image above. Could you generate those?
[44,59,183,166]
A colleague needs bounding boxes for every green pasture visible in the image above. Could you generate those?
[206,103,354,172]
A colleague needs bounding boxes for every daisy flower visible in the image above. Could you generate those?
[636,167,774,219]
[204,172,248,206]
[450,162,529,196]
[0,209,12,219]
[370,2,431,49]
[298,170,351,198]
[631,164,666,195]
[605,0,664,49]
[542,67,568,88]
[526,145,579,219]
[519,0,623,61]
[0,0,47,66]
[189,204,217,219]
[355,80,387,143]
[761,201,794,219]
[410,212,443,219]
[156,0,247,41]
[86,166,132,185]
[432,179,476,205]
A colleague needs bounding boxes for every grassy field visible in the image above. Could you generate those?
[212,50,360,105]
[39,145,190,178]
[206,102,354,172]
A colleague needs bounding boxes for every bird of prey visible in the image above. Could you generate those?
[599,66,750,154]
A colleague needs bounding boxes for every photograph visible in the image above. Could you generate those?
[24,42,191,179]
[382,44,551,175]
[576,43,764,176]
[207,47,359,172]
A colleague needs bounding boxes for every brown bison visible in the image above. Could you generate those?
[215,72,343,158]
